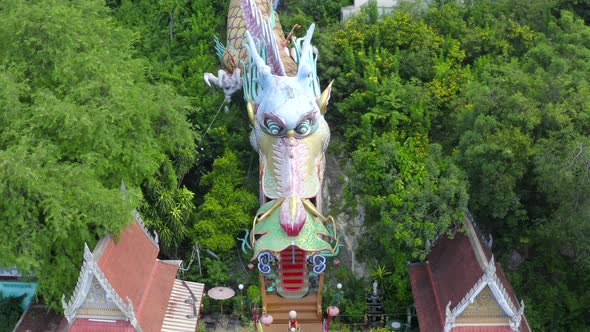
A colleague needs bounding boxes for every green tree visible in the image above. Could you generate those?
[347,134,468,305]
[141,175,196,258]
[314,1,590,329]
[109,0,256,203]
[192,151,258,256]
[450,7,590,329]
[278,0,352,27]
[0,0,195,310]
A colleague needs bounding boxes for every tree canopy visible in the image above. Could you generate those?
[0,0,195,310]
[314,0,590,329]
[1,0,590,329]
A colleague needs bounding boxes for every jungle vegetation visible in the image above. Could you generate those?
[0,292,24,332]
[1,0,589,330]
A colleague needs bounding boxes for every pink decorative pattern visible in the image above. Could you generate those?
[273,138,308,198]
[273,137,310,235]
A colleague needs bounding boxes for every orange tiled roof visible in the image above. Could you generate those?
[136,261,180,331]
[409,218,530,332]
[408,262,444,331]
[63,215,205,332]
[95,220,180,331]
[97,221,162,310]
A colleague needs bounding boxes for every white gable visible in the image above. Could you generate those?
[76,277,126,320]
[444,256,525,332]
[62,244,141,331]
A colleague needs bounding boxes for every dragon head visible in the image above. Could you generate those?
[244,24,332,139]
[244,24,332,237]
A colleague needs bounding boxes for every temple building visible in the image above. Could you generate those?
[341,0,398,20]
[409,216,531,332]
[61,211,204,332]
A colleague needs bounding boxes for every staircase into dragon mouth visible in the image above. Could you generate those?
[262,293,324,332]
[260,246,324,331]
[276,247,308,298]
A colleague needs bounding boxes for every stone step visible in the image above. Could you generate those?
[266,303,318,313]
[265,311,320,324]
[277,268,308,274]
[265,294,318,305]
[265,294,317,312]
[260,322,324,332]
[277,274,309,281]
[276,287,309,299]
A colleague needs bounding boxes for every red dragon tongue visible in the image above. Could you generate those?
[279,197,306,236]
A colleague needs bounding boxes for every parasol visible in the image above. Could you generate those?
[207,286,235,314]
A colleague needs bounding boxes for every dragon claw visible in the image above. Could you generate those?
[203,70,242,100]
[203,72,217,87]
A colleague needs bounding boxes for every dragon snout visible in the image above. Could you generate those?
[279,197,306,236]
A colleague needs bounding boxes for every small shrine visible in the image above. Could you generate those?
[409,216,531,332]
[61,211,204,332]
[366,280,384,328]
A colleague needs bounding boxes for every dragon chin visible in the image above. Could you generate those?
[279,197,306,236]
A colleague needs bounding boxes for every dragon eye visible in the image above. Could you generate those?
[264,118,283,135]
[295,119,312,135]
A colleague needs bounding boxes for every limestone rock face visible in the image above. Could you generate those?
[322,154,369,278]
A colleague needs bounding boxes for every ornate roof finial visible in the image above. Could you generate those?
[484,255,496,281]
[510,300,525,331]
[132,210,159,248]
[444,301,455,332]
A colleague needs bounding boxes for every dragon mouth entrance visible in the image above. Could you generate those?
[277,247,308,296]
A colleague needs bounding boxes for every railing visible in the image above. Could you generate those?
[317,274,325,317]
[259,274,267,314]
[328,313,413,331]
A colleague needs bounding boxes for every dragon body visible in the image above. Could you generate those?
[205,0,339,278]
[224,0,297,76]
[205,0,297,97]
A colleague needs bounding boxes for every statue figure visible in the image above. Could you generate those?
[373,280,379,297]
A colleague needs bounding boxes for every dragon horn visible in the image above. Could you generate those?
[247,100,256,125]
[245,31,272,78]
[319,80,333,115]
[297,23,316,81]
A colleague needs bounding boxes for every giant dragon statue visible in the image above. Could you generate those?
[205,0,341,315]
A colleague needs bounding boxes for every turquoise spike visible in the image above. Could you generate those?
[237,229,252,254]
[214,35,225,62]
[269,11,275,30]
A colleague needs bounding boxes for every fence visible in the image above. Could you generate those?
[328,312,413,331]
[0,281,37,310]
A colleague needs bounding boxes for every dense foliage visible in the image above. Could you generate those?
[0,292,24,332]
[0,0,197,310]
[1,0,590,330]
[314,0,590,329]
